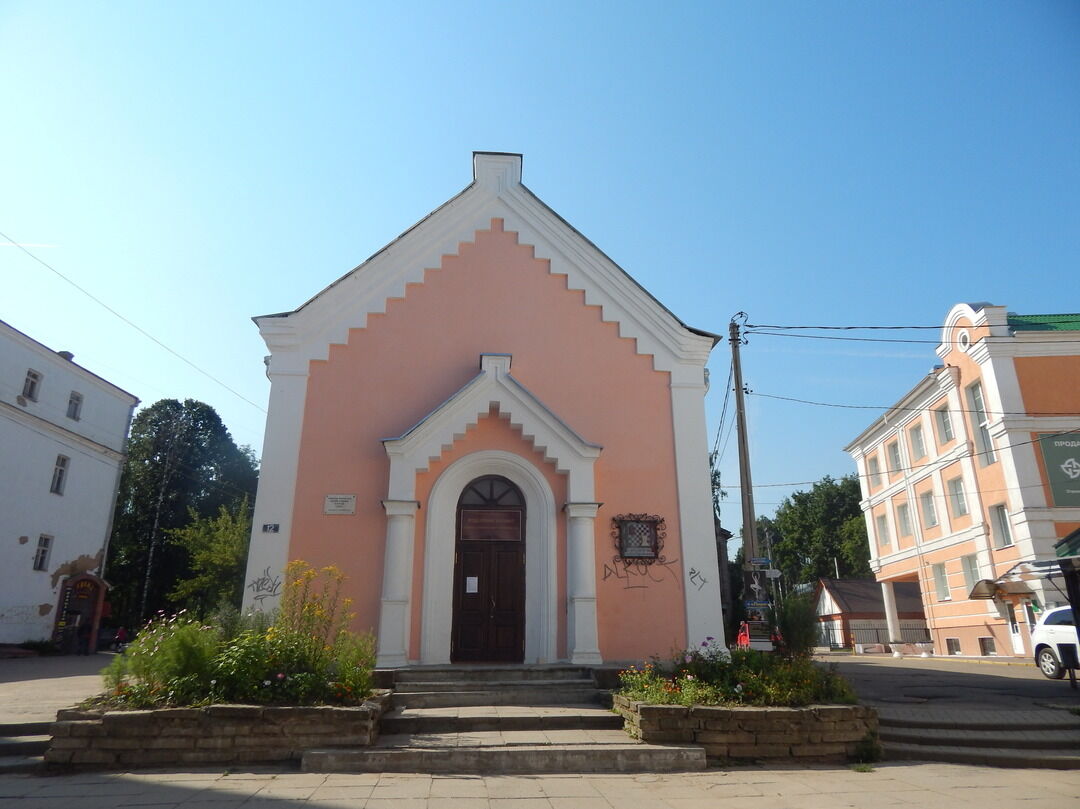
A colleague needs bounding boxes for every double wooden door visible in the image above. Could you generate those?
[451,476,525,663]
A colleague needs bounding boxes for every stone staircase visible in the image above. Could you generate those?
[878,707,1080,769]
[0,721,49,773]
[303,665,706,774]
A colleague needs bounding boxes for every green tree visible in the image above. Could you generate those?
[106,399,258,625]
[768,475,870,589]
[167,497,252,614]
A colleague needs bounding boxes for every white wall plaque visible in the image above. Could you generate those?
[323,494,357,515]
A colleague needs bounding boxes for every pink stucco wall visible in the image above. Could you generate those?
[289,219,687,661]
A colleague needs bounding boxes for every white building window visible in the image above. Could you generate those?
[67,391,83,420]
[33,535,52,571]
[896,502,913,537]
[932,562,950,601]
[875,514,890,548]
[887,441,902,473]
[935,406,954,443]
[919,491,938,528]
[961,554,981,593]
[867,456,882,488]
[967,382,996,465]
[909,424,926,460]
[991,504,1013,547]
[50,455,69,495]
[22,369,42,401]
[947,477,968,517]
[945,637,962,655]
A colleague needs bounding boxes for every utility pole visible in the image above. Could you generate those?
[730,314,759,563]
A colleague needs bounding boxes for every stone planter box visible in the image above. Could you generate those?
[45,690,391,769]
[613,693,877,763]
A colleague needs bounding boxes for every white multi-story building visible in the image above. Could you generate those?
[0,319,138,645]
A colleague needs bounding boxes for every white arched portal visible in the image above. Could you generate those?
[421,450,557,664]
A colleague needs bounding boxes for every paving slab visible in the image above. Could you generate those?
[0,654,108,724]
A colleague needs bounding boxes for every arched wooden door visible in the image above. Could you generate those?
[451,475,525,662]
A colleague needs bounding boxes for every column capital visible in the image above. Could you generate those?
[563,502,602,519]
[382,499,420,517]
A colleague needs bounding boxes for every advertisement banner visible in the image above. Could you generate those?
[1037,433,1080,508]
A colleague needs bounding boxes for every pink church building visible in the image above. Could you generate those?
[242,153,725,667]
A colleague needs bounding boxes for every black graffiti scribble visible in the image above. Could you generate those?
[601,556,682,590]
[688,567,708,591]
[247,567,282,603]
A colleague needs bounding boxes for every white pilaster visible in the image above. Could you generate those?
[669,363,727,648]
[565,502,602,665]
[376,499,419,667]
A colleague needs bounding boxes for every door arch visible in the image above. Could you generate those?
[452,475,525,662]
[421,450,558,664]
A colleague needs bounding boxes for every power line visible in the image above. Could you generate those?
[747,320,1080,331]
[1,230,267,414]
[746,330,1080,346]
[749,390,1080,418]
[711,361,734,456]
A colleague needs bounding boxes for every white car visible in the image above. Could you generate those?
[1031,605,1078,679]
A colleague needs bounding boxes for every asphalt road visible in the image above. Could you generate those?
[822,653,1080,710]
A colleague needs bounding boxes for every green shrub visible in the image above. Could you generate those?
[98,561,376,709]
[768,594,820,658]
[618,647,856,708]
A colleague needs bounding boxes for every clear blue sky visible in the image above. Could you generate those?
[3,2,1078,552]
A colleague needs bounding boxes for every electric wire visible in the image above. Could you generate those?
[0,230,267,414]
[749,391,1080,418]
[745,330,1080,346]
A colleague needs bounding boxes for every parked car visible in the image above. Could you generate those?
[1031,605,1078,679]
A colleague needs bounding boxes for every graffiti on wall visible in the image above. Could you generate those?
[602,555,683,590]
[247,567,283,604]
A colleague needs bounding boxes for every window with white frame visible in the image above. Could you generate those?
[867,456,882,488]
[966,381,996,465]
[935,406,954,444]
[919,490,938,528]
[887,441,902,473]
[33,535,52,571]
[50,455,69,495]
[932,562,950,601]
[961,554,981,592]
[22,369,42,401]
[945,637,962,655]
[66,391,83,420]
[909,424,926,460]
[947,477,968,517]
[875,514,890,548]
[991,504,1013,547]
[896,502,913,537]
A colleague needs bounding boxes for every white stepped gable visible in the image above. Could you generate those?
[382,353,602,503]
[258,153,715,378]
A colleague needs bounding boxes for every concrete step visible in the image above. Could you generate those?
[0,755,44,775]
[303,739,706,774]
[0,735,50,756]
[381,706,622,735]
[394,678,595,693]
[391,666,593,684]
[878,714,1080,732]
[880,725,1080,750]
[395,687,601,709]
[0,722,51,736]
[884,742,1080,770]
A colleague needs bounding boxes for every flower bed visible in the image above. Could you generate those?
[614,693,878,763]
[46,693,391,768]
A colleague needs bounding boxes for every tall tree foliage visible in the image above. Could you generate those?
[106,399,258,626]
[767,475,870,589]
[167,497,252,615]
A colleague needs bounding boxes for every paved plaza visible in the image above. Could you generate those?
[1,762,1079,809]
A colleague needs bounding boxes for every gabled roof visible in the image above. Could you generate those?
[817,578,924,615]
[255,153,718,375]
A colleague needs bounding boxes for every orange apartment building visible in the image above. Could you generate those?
[844,303,1080,658]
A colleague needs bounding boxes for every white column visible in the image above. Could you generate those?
[564,502,602,665]
[881,580,902,647]
[377,499,419,668]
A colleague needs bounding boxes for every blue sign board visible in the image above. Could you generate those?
[750,557,771,566]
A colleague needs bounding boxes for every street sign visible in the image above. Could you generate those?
[765,568,781,579]
[744,600,771,609]
[750,557,771,566]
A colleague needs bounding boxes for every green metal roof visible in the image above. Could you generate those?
[1056,527,1080,558]
[1008,313,1080,332]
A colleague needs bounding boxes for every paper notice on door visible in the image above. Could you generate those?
[465,576,478,594]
